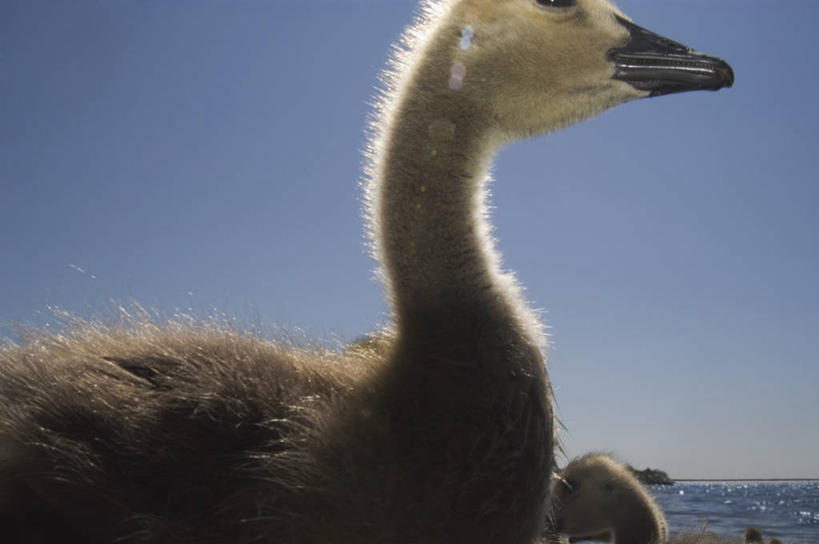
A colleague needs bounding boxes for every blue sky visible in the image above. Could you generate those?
[1,0,817,479]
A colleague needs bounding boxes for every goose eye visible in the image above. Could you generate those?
[536,0,577,8]
[561,478,581,495]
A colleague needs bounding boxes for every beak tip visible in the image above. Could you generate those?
[718,61,735,89]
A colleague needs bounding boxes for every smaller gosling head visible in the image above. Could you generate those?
[551,454,668,544]
[745,528,764,544]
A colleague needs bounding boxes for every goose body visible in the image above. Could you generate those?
[0,1,732,543]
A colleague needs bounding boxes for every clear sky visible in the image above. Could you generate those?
[1,0,817,479]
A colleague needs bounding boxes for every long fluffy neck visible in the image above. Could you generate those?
[358,16,553,543]
[371,61,541,356]
[380,100,489,323]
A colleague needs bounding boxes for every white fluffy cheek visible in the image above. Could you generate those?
[483,75,646,140]
[564,80,648,121]
[611,78,650,102]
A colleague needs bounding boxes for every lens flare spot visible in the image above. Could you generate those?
[449,62,466,90]
[459,25,474,50]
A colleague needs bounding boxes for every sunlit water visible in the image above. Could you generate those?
[650,481,819,543]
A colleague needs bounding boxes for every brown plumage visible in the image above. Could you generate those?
[1,319,551,543]
[1,0,732,542]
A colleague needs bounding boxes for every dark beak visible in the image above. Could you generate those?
[608,16,734,97]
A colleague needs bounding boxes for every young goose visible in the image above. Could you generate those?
[0,1,732,543]
[550,454,669,544]
[549,456,775,544]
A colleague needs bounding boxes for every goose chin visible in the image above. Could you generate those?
[608,16,734,97]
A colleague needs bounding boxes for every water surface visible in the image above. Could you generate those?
[651,481,819,543]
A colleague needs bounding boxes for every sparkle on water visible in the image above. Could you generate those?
[651,481,819,544]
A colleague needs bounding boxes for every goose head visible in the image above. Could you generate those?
[420,0,733,140]
[550,456,619,540]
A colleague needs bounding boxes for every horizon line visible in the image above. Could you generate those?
[673,478,818,482]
